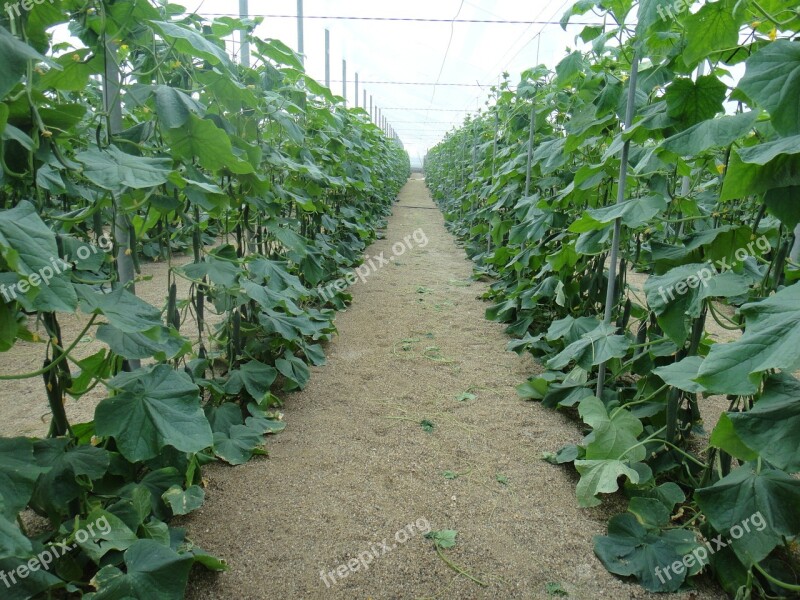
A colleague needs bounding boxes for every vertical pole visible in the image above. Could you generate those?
[524,103,536,197]
[103,38,140,371]
[296,0,304,64]
[324,29,330,88]
[239,0,250,67]
[342,59,347,103]
[370,96,374,122]
[355,72,359,108]
[596,53,640,396]
[363,89,367,111]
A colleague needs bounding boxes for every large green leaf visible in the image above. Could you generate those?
[736,134,800,165]
[683,0,740,65]
[76,145,173,195]
[76,285,163,333]
[547,322,631,370]
[88,539,194,600]
[664,76,727,129]
[738,40,800,137]
[574,459,640,507]
[578,396,646,461]
[163,114,253,175]
[224,360,278,403]
[728,374,800,472]
[0,438,48,519]
[0,201,77,312]
[594,513,700,592]
[0,26,51,99]
[661,111,758,156]
[695,464,800,565]
[95,365,213,462]
[149,21,233,70]
[569,195,666,232]
[695,284,800,394]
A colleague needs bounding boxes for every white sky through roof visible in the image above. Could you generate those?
[189,0,605,167]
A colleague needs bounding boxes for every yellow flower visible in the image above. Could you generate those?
[72,53,81,62]
[769,28,777,41]
[125,248,132,256]
[716,164,726,174]
[750,20,761,28]
[41,130,53,138]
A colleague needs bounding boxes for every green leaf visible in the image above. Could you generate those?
[88,539,194,600]
[569,195,666,232]
[213,424,265,465]
[720,150,800,200]
[579,396,646,461]
[162,485,205,516]
[149,21,233,70]
[695,284,800,394]
[425,529,458,549]
[738,40,800,137]
[30,440,109,520]
[547,322,630,370]
[728,374,800,472]
[709,413,759,462]
[163,114,253,175]
[736,134,800,165]
[574,460,640,508]
[96,324,190,361]
[661,111,758,156]
[0,437,48,519]
[95,365,213,462]
[652,356,706,393]
[152,85,205,128]
[224,360,278,403]
[76,145,173,195]
[683,1,740,65]
[0,26,52,99]
[76,285,163,333]
[0,201,77,313]
[594,513,700,592]
[275,353,310,390]
[664,76,727,129]
[76,509,139,563]
[695,464,800,566]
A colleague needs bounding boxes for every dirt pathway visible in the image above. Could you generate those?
[185,176,720,600]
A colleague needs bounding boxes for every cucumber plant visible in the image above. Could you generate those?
[426,1,800,596]
[0,2,409,598]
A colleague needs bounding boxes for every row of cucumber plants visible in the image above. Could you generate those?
[426,0,799,597]
[0,1,409,598]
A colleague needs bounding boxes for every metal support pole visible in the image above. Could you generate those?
[324,29,330,87]
[342,59,347,103]
[370,96,374,122]
[296,0,304,64]
[524,104,535,197]
[363,89,367,111]
[355,72,359,108]
[596,53,640,396]
[239,0,250,67]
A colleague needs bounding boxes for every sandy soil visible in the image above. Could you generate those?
[183,176,724,600]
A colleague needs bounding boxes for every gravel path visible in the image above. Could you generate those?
[184,176,723,600]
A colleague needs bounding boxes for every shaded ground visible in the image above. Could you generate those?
[184,176,723,599]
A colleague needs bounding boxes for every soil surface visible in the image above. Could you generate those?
[183,176,724,600]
